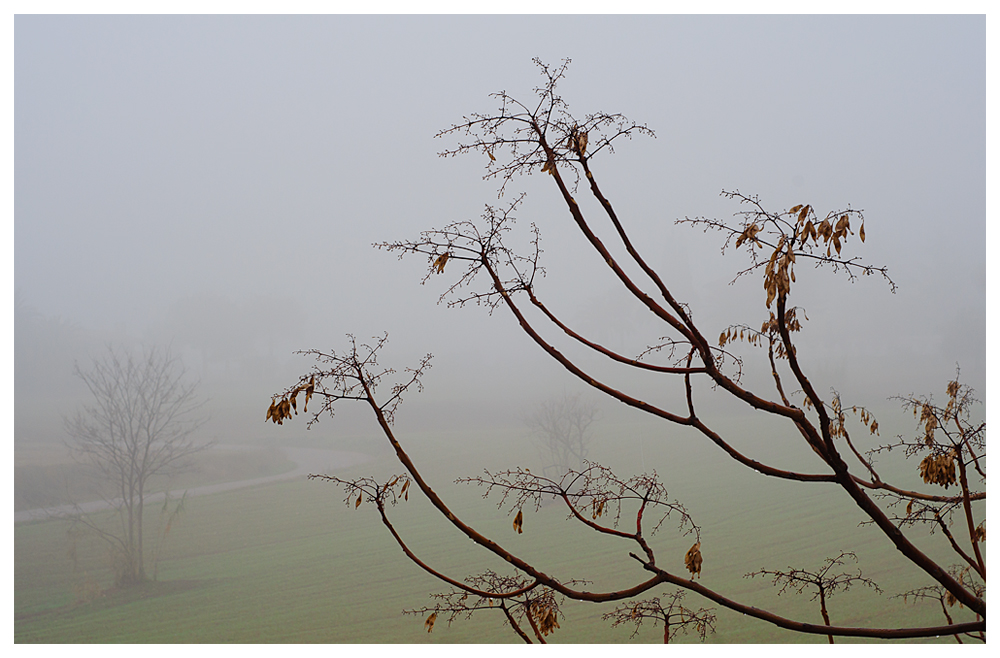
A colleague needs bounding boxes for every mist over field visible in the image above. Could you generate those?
[14,14,985,643]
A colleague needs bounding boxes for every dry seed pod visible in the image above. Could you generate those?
[685,542,703,578]
[303,376,315,413]
[513,509,524,534]
[424,612,436,633]
[804,219,817,243]
[433,252,449,274]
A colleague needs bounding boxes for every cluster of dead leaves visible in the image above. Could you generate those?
[383,475,411,502]
[915,402,940,445]
[716,309,805,359]
[530,599,561,636]
[852,405,880,437]
[762,234,795,309]
[266,376,315,425]
[828,396,880,441]
[790,204,863,257]
[718,326,759,350]
[918,451,957,488]
[943,379,965,415]
[737,204,865,308]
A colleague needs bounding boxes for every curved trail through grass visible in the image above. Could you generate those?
[13,444,373,524]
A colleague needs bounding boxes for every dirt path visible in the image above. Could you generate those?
[14,445,373,524]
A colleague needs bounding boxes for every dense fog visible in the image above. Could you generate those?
[14,15,986,643]
[16,16,985,447]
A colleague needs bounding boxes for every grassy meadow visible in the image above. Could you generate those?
[14,414,976,643]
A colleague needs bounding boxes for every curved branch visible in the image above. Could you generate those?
[851,478,985,503]
[932,513,982,576]
[357,365,666,604]
[579,156,703,342]
[485,259,839,485]
[554,156,830,430]
[536,133,695,345]
[635,555,984,640]
[500,602,533,643]
[527,287,705,375]
[369,495,540,601]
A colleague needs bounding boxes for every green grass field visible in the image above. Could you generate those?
[14,417,976,643]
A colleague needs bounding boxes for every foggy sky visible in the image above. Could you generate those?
[14,15,986,445]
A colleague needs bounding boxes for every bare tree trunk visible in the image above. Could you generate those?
[136,483,145,581]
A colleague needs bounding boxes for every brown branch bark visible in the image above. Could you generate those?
[773,294,985,616]
[523,605,547,643]
[818,588,834,644]
[637,555,984,640]
[485,258,840,486]
[933,514,981,575]
[356,364,666,604]
[956,446,986,578]
[527,287,705,375]
[371,496,539,601]
[500,603,533,643]
[851,477,985,503]
[354,351,985,641]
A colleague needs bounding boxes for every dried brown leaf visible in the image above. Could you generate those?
[433,252,450,274]
[685,542,703,578]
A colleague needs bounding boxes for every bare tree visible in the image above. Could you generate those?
[524,394,599,476]
[268,60,985,642]
[66,347,208,587]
